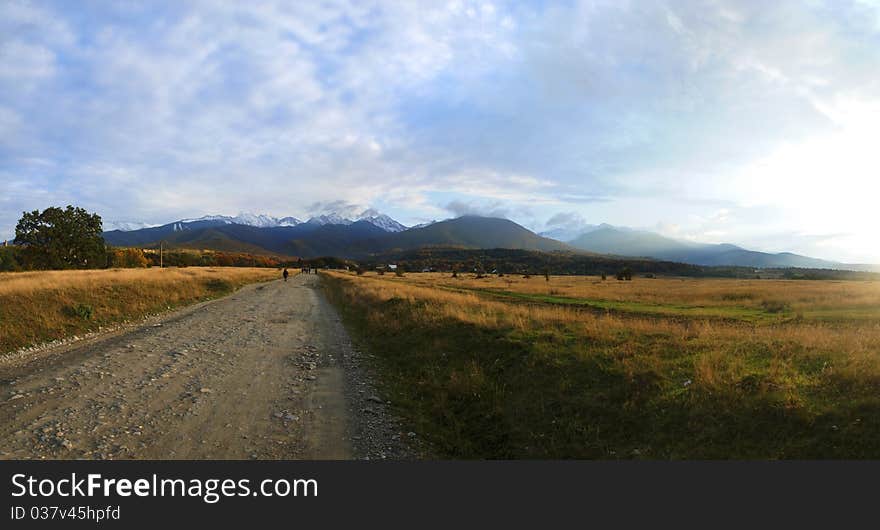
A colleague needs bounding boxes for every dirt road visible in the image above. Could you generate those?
[0,273,416,460]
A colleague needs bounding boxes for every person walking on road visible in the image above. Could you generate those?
[283,268,289,282]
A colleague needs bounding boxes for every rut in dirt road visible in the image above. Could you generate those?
[0,273,415,460]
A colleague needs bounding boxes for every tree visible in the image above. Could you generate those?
[0,246,22,272]
[111,247,148,268]
[14,206,106,270]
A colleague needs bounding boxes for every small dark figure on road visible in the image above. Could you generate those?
[283,268,289,282]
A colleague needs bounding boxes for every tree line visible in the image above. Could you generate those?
[1,206,285,272]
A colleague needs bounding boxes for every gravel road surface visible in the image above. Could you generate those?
[0,273,418,460]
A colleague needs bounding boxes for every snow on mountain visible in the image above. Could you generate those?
[356,209,407,232]
[138,209,403,232]
[178,213,301,228]
[232,212,304,227]
[305,209,408,232]
[305,213,354,226]
[277,216,302,227]
[179,214,235,224]
[105,221,160,232]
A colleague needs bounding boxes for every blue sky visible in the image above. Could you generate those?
[1,0,879,262]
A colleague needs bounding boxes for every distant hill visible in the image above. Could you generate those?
[369,216,572,255]
[287,221,390,257]
[568,225,859,270]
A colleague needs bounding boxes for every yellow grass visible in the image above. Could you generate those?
[326,271,880,379]
[384,272,880,313]
[322,270,880,457]
[0,267,280,295]
[0,267,281,354]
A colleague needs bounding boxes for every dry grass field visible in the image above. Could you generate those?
[0,267,280,354]
[322,270,880,458]
[398,273,880,322]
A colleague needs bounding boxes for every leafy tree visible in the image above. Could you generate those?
[111,248,148,268]
[14,206,106,270]
[0,246,23,272]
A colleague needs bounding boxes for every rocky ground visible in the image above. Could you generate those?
[0,273,421,460]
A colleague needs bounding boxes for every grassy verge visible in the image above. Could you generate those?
[323,272,880,459]
[0,267,280,354]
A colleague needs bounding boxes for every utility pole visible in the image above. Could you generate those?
[160,241,164,269]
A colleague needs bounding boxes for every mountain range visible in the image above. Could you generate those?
[561,224,851,269]
[156,209,408,232]
[103,213,570,259]
[102,211,875,271]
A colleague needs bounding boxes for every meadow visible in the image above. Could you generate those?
[322,271,880,459]
[0,267,279,354]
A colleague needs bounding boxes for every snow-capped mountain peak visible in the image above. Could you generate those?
[356,210,407,232]
[277,216,302,227]
[177,213,301,228]
[305,209,408,232]
[179,214,235,224]
[231,212,296,228]
[305,213,354,226]
[118,209,403,232]
[105,220,160,232]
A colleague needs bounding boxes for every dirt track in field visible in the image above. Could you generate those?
[0,273,417,460]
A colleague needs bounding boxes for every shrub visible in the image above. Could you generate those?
[64,303,94,320]
[761,300,790,313]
